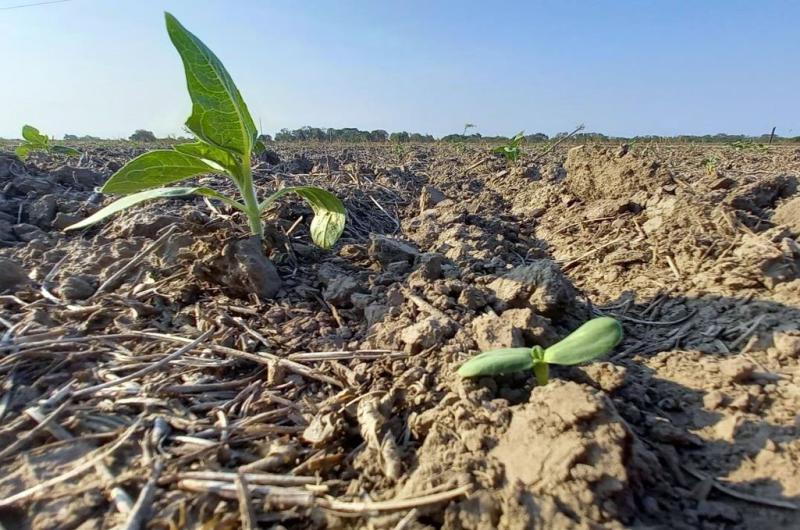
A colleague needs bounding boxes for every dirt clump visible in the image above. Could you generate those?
[191,235,282,299]
[563,144,672,202]
[471,308,557,351]
[487,260,576,316]
[774,195,800,234]
[492,381,660,527]
[0,257,30,291]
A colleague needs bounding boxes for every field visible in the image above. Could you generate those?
[1,140,800,529]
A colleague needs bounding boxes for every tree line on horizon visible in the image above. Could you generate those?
[20,127,800,144]
[269,127,799,144]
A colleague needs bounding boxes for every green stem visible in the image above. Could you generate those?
[236,159,263,239]
[533,362,549,386]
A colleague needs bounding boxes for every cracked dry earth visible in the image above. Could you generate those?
[1,140,800,529]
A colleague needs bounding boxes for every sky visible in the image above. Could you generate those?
[1,0,798,139]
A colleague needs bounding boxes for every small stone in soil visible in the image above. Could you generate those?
[53,212,85,230]
[13,223,47,242]
[194,236,282,299]
[458,285,490,310]
[323,274,363,307]
[27,194,57,228]
[0,220,15,242]
[400,317,454,353]
[487,260,575,316]
[364,303,388,326]
[413,252,444,280]
[368,234,419,267]
[58,275,96,300]
[0,258,30,291]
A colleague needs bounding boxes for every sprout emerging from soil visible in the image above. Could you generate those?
[458,316,623,385]
[492,131,525,163]
[65,13,346,249]
[15,125,80,160]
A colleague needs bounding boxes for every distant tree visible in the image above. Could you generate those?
[390,131,410,143]
[574,132,609,141]
[409,132,435,142]
[275,128,292,142]
[64,134,100,141]
[525,133,549,142]
[129,129,157,142]
[258,133,273,143]
[369,129,389,142]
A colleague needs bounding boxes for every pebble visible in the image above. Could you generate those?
[0,258,30,291]
[58,275,96,300]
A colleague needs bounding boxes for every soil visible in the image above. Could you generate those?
[1,140,800,529]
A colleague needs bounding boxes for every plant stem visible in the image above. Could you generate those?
[237,159,263,239]
[533,362,549,386]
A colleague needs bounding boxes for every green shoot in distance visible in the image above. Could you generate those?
[15,125,80,160]
[65,13,345,249]
[458,317,623,385]
[492,131,525,163]
[702,156,718,177]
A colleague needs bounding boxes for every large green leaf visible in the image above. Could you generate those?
[174,141,239,175]
[260,186,346,249]
[64,186,241,231]
[101,150,216,194]
[22,125,48,146]
[14,144,32,160]
[165,12,257,158]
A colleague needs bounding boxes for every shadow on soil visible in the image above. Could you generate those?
[571,291,800,527]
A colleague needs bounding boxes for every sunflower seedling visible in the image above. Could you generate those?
[702,156,718,176]
[492,131,525,163]
[458,317,623,385]
[65,13,345,249]
[15,125,80,160]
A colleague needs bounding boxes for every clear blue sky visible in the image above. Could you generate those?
[2,0,798,139]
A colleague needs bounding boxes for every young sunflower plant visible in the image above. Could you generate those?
[458,317,623,385]
[66,13,345,249]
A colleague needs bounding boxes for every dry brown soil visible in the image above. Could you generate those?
[1,141,799,529]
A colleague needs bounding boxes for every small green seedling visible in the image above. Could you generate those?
[492,131,525,163]
[15,125,80,160]
[65,13,345,249]
[702,156,717,176]
[458,317,623,385]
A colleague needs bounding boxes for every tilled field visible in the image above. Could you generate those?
[1,141,799,529]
